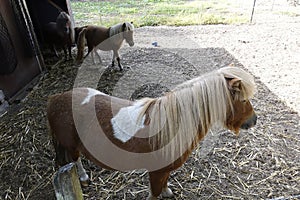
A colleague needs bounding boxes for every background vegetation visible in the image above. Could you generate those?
[71,0,249,27]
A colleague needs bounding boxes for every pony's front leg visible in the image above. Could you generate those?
[63,47,69,60]
[67,45,72,60]
[116,57,123,71]
[147,171,174,200]
[75,157,90,186]
[112,50,123,71]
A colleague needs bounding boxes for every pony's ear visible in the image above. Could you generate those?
[122,23,127,31]
[226,78,241,93]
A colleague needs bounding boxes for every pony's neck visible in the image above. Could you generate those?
[140,76,231,161]
[109,24,122,37]
[109,25,125,46]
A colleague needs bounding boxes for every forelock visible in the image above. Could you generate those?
[126,22,134,31]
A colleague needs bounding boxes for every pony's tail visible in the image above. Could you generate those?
[47,95,70,167]
[76,28,87,63]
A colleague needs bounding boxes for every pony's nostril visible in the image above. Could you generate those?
[241,123,249,130]
[127,41,134,46]
[251,114,257,126]
[241,114,257,130]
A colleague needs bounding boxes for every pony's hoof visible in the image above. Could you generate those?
[80,179,90,187]
[126,66,133,70]
[161,187,174,198]
[75,60,82,66]
[146,195,157,200]
[108,64,114,68]
[79,174,90,187]
[118,65,123,71]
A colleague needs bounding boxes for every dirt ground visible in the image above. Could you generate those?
[1,0,300,200]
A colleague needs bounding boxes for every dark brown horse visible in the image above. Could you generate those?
[43,11,74,59]
[47,67,257,199]
[75,22,134,70]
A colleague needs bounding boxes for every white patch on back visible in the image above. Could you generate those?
[111,102,145,143]
[81,88,107,105]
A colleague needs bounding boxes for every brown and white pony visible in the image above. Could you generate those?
[47,67,257,199]
[43,12,75,59]
[75,22,134,70]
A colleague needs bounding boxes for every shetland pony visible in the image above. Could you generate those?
[75,22,134,70]
[43,11,75,59]
[47,67,257,199]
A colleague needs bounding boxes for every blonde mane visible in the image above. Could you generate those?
[137,67,256,157]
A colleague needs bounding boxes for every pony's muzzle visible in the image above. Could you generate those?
[128,41,134,47]
[126,39,134,47]
[241,113,257,130]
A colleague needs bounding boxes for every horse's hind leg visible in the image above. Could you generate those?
[68,45,72,60]
[83,51,90,59]
[94,48,102,64]
[53,139,66,167]
[83,45,93,62]
[52,136,72,167]
[91,49,96,64]
[52,45,59,58]
[91,48,102,64]
[147,171,173,200]
[63,47,68,60]
[75,157,90,186]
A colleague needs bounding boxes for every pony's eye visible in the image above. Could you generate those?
[241,99,247,103]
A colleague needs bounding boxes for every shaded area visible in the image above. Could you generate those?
[0,47,299,199]
[0,0,43,100]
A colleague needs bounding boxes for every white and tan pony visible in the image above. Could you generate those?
[75,22,134,70]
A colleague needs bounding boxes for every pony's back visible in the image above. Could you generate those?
[84,26,110,50]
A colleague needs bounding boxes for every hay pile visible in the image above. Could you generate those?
[0,48,299,199]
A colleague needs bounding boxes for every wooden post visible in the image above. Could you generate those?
[250,0,257,23]
[53,163,83,200]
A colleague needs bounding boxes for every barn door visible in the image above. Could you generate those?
[0,0,44,101]
[0,12,18,75]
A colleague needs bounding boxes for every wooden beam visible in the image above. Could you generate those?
[250,0,257,23]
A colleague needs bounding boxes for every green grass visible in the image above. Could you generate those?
[279,11,300,17]
[71,0,248,27]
